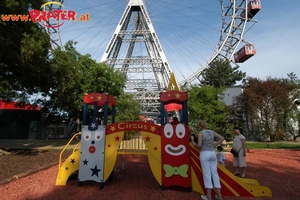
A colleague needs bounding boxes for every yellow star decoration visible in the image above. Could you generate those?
[97,95,102,101]
[175,93,181,99]
[110,126,116,132]
[90,96,93,99]
[168,93,171,97]
[150,126,156,132]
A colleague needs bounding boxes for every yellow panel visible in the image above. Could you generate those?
[148,152,162,185]
[104,131,124,181]
[240,178,260,186]
[250,186,272,197]
[56,150,80,186]
[167,72,179,91]
[141,131,161,185]
[191,164,205,194]
[118,151,148,155]
[217,161,272,197]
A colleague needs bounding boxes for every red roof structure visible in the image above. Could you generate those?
[0,101,41,110]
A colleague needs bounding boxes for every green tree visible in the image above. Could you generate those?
[42,41,127,117]
[115,92,143,140]
[185,84,228,136]
[115,93,142,122]
[281,73,300,140]
[234,77,294,141]
[0,0,52,101]
[200,59,245,87]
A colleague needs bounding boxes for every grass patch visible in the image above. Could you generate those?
[226,141,300,149]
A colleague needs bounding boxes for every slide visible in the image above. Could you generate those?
[55,130,124,186]
[56,150,80,186]
[189,145,272,197]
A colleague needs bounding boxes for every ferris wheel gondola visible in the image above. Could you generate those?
[240,0,262,21]
[234,43,256,63]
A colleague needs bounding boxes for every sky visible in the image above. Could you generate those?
[55,0,300,85]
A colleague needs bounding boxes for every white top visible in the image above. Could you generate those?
[217,152,225,164]
[232,134,246,150]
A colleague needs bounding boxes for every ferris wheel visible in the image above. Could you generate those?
[41,0,64,50]
[43,0,261,86]
[179,0,261,85]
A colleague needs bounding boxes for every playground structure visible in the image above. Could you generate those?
[55,74,272,197]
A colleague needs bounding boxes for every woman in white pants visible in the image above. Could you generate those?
[191,120,224,200]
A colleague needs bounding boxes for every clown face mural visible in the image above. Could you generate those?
[161,123,191,188]
[78,118,106,187]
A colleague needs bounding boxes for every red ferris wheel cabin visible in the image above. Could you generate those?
[240,0,261,20]
[234,43,256,63]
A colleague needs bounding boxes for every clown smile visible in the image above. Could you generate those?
[165,144,186,156]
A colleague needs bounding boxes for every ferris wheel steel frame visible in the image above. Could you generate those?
[43,0,64,50]
[179,0,256,85]
[45,0,258,112]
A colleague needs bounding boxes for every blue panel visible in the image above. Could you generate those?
[82,104,88,125]
[103,102,108,125]
[160,102,164,125]
[183,101,188,125]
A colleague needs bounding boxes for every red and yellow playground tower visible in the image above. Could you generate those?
[159,73,192,191]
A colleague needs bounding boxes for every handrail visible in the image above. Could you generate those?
[57,132,81,178]
[118,131,148,154]
[73,140,81,154]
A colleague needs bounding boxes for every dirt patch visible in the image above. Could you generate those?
[0,149,71,184]
[0,149,300,200]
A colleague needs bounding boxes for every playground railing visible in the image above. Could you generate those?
[118,131,148,155]
[57,132,81,179]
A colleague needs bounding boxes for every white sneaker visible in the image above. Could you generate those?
[201,195,208,200]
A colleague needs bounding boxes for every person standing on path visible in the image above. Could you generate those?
[191,120,224,200]
[232,127,247,178]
